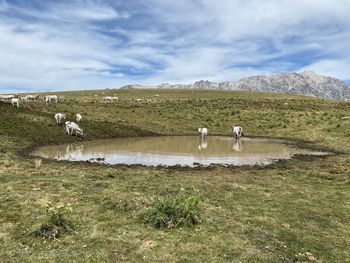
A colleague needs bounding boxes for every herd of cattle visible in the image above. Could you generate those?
[55,113,84,137]
[0,94,147,108]
[1,93,244,140]
[0,94,65,108]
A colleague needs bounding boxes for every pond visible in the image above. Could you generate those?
[31,136,327,167]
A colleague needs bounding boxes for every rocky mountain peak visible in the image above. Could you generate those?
[120,71,350,100]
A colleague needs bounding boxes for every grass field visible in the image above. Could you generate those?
[0,89,349,262]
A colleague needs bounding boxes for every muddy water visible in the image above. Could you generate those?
[31,136,324,167]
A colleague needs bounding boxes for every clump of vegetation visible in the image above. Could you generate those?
[144,188,201,229]
[33,202,74,240]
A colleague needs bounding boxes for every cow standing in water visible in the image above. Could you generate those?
[232,126,244,139]
[198,127,208,139]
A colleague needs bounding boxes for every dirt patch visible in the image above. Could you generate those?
[140,240,156,250]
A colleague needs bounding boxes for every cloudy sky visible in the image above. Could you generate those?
[1,0,350,92]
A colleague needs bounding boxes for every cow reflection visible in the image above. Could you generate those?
[53,145,78,160]
[61,144,84,159]
[54,149,67,160]
[198,138,208,150]
[232,139,242,152]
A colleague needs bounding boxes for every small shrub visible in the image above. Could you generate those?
[33,202,74,240]
[106,171,116,178]
[144,188,201,229]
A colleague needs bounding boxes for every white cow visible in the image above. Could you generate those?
[0,95,15,102]
[65,121,71,135]
[232,126,244,139]
[103,96,113,102]
[76,113,82,122]
[11,98,19,108]
[45,95,58,103]
[58,96,65,102]
[55,113,65,126]
[23,95,35,101]
[65,121,84,137]
[112,96,119,102]
[198,127,208,139]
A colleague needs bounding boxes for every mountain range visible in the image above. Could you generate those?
[121,71,350,100]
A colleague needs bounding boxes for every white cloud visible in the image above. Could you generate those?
[138,0,350,83]
[47,0,129,22]
[301,59,350,80]
[1,0,350,92]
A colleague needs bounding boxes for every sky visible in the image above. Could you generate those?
[1,0,350,92]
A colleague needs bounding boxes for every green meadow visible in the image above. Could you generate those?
[0,89,349,262]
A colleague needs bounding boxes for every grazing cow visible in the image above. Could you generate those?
[65,121,83,137]
[58,96,65,102]
[112,96,119,102]
[232,126,244,139]
[54,113,65,126]
[22,95,35,101]
[198,127,208,138]
[11,98,19,108]
[0,95,15,102]
[76,113,82,122]
[28,95,36,101]
[45,95,58,103]
[65,121,71,135]
[103,96,113,102]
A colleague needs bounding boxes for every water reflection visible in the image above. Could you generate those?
[232,140,242,152]
[198,138,208,150]
[65,144,84,159]
[32,136,323,167]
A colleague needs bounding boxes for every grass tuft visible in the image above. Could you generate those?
[144,188,201,229]
[33,202,74,240]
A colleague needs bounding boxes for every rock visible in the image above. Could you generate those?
[308,255,317,261]
[282,223,291,229]
[304,252,317,261]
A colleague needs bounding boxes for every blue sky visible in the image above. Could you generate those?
[1,0,350,92]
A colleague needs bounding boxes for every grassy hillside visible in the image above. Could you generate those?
[0,89,349,262]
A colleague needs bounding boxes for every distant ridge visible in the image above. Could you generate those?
[121,71,350,100]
